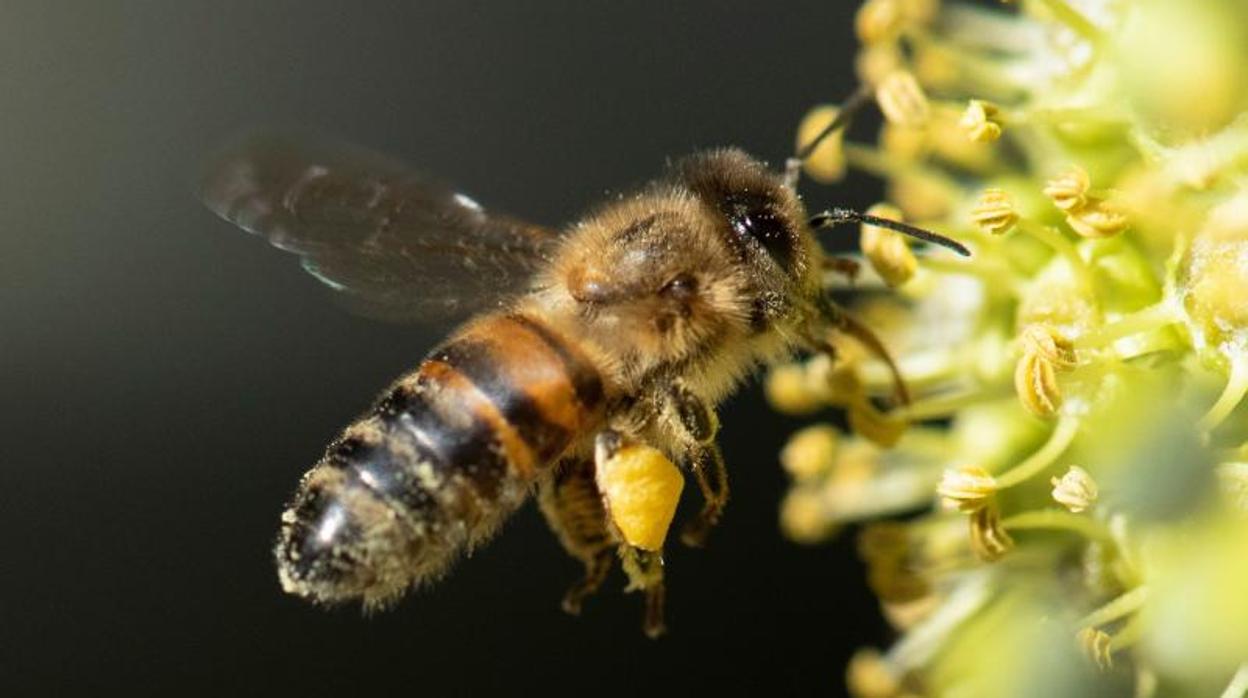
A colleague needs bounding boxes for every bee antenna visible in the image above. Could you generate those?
[795,84,874,162]
[783,84,874,187]
[809,207,971,257]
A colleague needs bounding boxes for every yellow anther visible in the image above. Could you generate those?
[856,44,905,87]
[764,363,825,415]
[970,188,1019,235]
[849,401,908,448]
[1066,198,1129,238]
[959,100,1003,143]
[937,465,998,512]
[1019,324,1077,368]
[1051,465,1099,513]
[969,503,1014,561]
[1078,627,1114,670]
[780,424,840,481]
[1044,166,1091,212]
[856,0,904,45]
[796,105,848,184]
[846,648,903,698]
[876,71,931,128]
[860,203,918,287]
[780,489,834,544]
[1015,351,1063,418]
[898,0,939,25]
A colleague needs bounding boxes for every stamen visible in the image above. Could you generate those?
[1074,300,1183,350]
[1199,353,1248,433]
[1034,0,1102,43]
[1016,220,1095,292]
[1078,586,1148,629]
[1000,508,1114,543]
[995,416,1081,488]
[1221,664,1248,698]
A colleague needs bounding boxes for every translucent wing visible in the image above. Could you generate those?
[199,132,561,323]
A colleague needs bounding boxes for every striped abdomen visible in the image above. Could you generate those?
[275,312,605,607]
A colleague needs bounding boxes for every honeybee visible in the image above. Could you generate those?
[201,94,966,638]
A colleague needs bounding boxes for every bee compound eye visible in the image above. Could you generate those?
[723,194,796,272]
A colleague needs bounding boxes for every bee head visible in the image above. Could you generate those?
[548,149,821,373]
[675,148,817,286]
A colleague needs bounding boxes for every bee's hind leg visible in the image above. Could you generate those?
[593,429,672,638]
[537,457,617,616]
[619,545,667,639]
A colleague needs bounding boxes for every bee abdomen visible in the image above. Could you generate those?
[278,312,606,604]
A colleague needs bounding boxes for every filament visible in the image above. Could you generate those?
[995,416,1081,488]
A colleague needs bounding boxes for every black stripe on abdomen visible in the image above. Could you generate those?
[431,338,571,463]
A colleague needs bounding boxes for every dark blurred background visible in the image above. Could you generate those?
[1,2,892,694]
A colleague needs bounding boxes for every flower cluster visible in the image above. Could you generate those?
[773,0,1248,695]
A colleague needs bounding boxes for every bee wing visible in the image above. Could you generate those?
[199,132,561,323]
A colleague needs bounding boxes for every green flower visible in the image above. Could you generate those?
[773,1,1248,694]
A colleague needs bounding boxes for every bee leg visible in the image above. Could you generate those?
[537,457,617,616]
[619,545,667,639]
[817,296,912,407]
[822,256,861,282]
[665,382,729,548]
[678,443,729,548]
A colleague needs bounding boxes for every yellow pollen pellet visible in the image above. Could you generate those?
[596,444,684,551]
